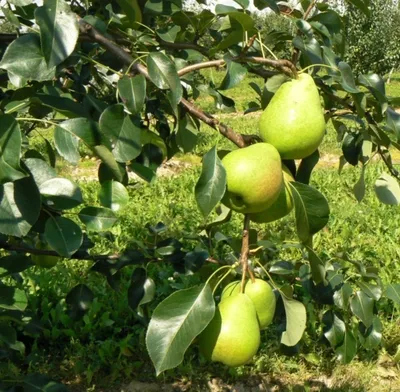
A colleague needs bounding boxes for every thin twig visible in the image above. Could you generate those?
[178,60,225,77]
[240,215,252,293]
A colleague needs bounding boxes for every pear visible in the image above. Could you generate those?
[31,242,60,268]
[221,143,283,214]
[249,165,294,223]
[199,294,260,367]
[222,279,276,329]
[259,73,325,160]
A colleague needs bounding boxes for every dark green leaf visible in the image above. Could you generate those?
[350,291,374,328]
[54,127,80,165]
[353,166,365,202]
[293,36,323,65]
[336,328,357,364]
[289,182,330,243]
[24,158,56,188]
[305,246,326,285]
[146,284,215,375]
[94,145,127,184]
[118,75,147,115]
[0,255,32,277]
[386,107,400,141]
[195,146,227,217]
[66,284,94,320]
[156,25,181,42]
[176,115,199,153]
[309,10,343,34]
[128,267,147,310]
[374,173,400,205]
[345,0,370,16]
[129,162,156,183]
[296,150,320,185]
[0,176,41,237]
[99,104,142,162]
[338,62,360,94]
[34,0,79,68]
[358,74,387,114]
[78,207,117,231]
[358,282,382,301]
[254,0,279,13]
[384,283,400,304]
[333,282,353,309]
[184,250,209,274]
[144,0,182,15]
[147,52,182,106]
[269,261,295,276]
[98,180,129,212]
[280,291,307,347]
[23,374,68,392]
[0,283,28,311]
[1,7,21,28]
[322,310,345,348]
[117,0,142,24]
[36,93,89,118]
[55,118,104,148]
[358,316,382,350]
[0,322,24,354]
[342,133,361,166]
[219,61,247,90]
[44,216,83,258]
[39,178,83,210]
[0,114,26,184]
[0,34,56,82]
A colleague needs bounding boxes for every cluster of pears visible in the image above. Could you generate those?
[221,73,325,220]
[199,278,276,366]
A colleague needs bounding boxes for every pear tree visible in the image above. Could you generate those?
[0,0,400,387]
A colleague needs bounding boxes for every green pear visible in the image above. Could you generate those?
[31,241,61,269]
[249,165,294,223]
[199,294,260,367]
[221,143,283,214]
[222,279,276,329]
[259,73,325,160]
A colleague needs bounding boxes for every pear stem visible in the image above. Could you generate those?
[240,215,252,293]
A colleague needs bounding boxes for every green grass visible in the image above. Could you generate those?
[7,71,400,391]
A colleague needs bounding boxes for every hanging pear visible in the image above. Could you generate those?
[259,73,325,160]
[199,294,260,367]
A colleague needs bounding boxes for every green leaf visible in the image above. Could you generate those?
[8,0,31,5]
[0,322,24,354]
[345,0,370,17]
[374,173,400,205]
[1,7,21,28]
[333,282,353,309]
[305,246,326,285]
[147,52,182,106]
[24,158,57,187]
[66,284,94,320]
[254,0,279,13]
[358,74,388,114]
[353,166,365,202]
[94,145,127,184]
[219,61,247,90]
[358,316,382,350]
[0,176,41,237]
[386,107,400,141]
[384,283,400,304]
[0,283,28,311]
[99,104,142,163]
[296,150,320,185]
[195,146,227,217]
[176,115,199,153]
[23,374,68,392]
[336,328,357,364]
[309,10,343,35]
[118,75,147,115]
[358,282,382,301]
[350,291,374,328]
[54,126,80,165]
[156,25,181,42]
[0,114,26,184]
[116,0,142,24]
[144,0,182,15]
[129,162,156,183]
[232,0,249,9]
[39,178,83,210]
[98,180,129,212]
[293,36,323,65]
[280,291,307,347]
[322,310,345,348]
[0,34,56,82]
[338,62,360,94]
[0,255,32,277]
[34,0,79,68]
[289,182,330,243]
[146,284,215,375]
[44,216,83,258]
[36,93,89,118]
[78,207,117,231]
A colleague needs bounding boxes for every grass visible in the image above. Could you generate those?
[4,71,400,391]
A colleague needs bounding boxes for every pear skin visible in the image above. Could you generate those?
[259,73,325,160]
[249,165,294,223]
[221,143,283,214]
[222,279,276,329]
[199,294,260,366]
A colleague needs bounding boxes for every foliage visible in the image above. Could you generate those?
[344,0,400,75]
[0,0,399,389]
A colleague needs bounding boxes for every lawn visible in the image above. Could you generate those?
[4,71,400,391]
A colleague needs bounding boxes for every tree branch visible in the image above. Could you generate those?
[157,37,209,57]
[240,214,253,294]
[178,60,225,77]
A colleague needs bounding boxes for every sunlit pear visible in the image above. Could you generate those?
[259,73,326,160]
[199,294,260,367]
[222,279,276,329]
[249,165,294,223]
[221,143,283,214]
